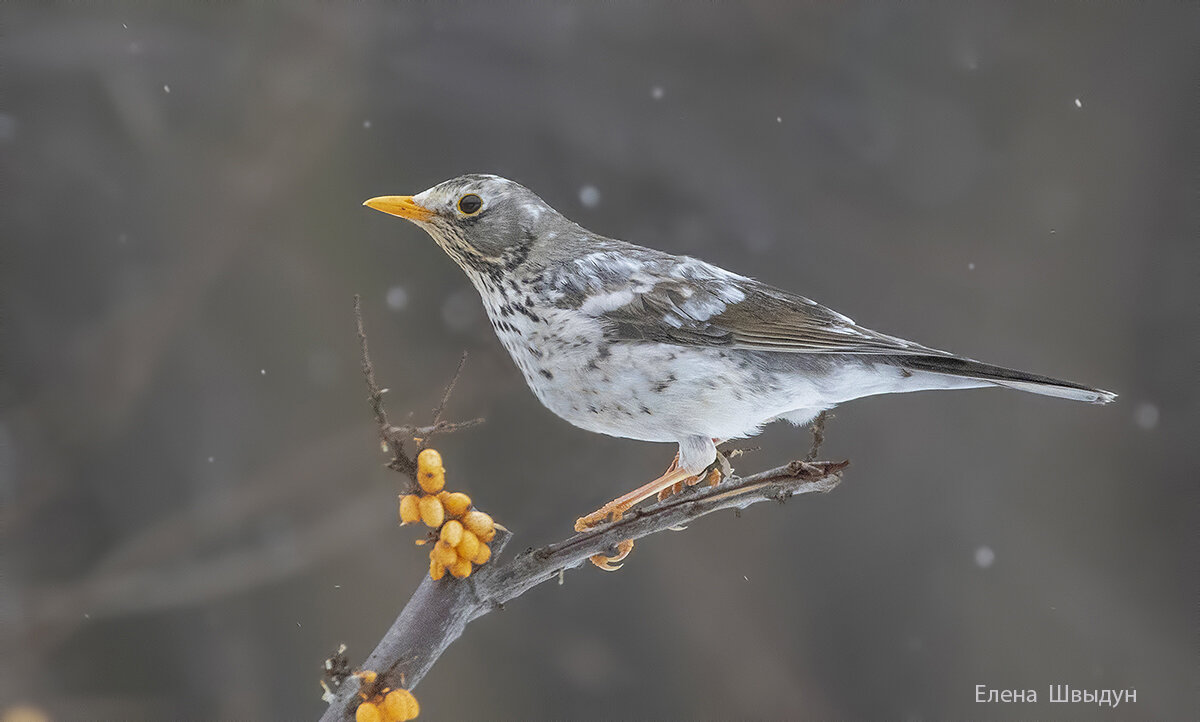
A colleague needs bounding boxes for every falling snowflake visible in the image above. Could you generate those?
[1133,402,1159,430]
[974,546,995,568]
[579,185,601,208]
[386,285,409,311]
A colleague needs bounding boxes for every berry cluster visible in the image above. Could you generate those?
[353,672,418,722]
[399,448,496,580]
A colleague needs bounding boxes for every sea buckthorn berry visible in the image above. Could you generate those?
[357,670,378,684]
[461,510,494,540]
[442,492,471,518]
[418,466,445,494]
[429,557,446,580]
[449,557,473,579]
[398,494,421,525]
[456,529,480,562]
[418,495,444,528]
[416,448,443,471]
[440,520,463,547]
[356,700,382,722]
[383,688,420,721]
[471,542,491,566]
[432,540,458,568]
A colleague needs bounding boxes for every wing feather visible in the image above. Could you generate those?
[596,269,948,356]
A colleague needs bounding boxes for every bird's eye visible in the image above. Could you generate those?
[457,194,483,215]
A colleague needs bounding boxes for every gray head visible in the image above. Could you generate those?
[364,174,571,276]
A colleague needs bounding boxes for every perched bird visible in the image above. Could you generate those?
[365,174,1114,553]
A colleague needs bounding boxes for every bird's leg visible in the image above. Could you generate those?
[577,440,727,570]
[659,439,730,500]
[577,462,695,571]
[657,452,683,501]
[574,463,695,532]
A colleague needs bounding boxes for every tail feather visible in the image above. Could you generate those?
[897,355,1117,404]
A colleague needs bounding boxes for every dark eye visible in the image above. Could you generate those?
[458,194,483,215]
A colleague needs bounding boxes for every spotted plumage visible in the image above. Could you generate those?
[365,174,1115,476]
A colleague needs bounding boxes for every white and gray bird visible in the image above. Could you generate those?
[365,174,1115,536]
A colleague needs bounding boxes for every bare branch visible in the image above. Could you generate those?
[805,410,830,462]
[319,458,847,721]
[386,419,486,440]
[354,297,480,484]
[353,294,390,436]
[421,352,469,449]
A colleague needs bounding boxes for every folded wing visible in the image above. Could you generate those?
[598,269,947,356]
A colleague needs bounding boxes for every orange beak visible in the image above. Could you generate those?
[363,195,436,222]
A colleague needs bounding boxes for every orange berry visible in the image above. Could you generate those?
[461,510,494,540]
[418,466,445,494]
[471,542,491,566]
[431,540,458,569]
[416,448,443,471]
[429,557,446,580]
[356,700,382,722]
[418,495,444,528]
[449,557,473,579]
[442,492,472,517]
[357,670,378,684]
[439,520,463,547]
[383,688,420,721]
[398,494,421,525]
[456,529,480,562]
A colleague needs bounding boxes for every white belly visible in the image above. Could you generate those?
[478,289,986,445]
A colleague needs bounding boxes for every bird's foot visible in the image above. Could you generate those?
[656,448,731,501]
[656,467,721,501]
[574,500,629,531]
[574,465,694,532]
[574,464,696,570]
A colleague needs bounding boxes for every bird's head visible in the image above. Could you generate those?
[365,174,565,275]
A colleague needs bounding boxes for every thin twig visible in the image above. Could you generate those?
[388,419,486,439]
[420,352,469,450]
[354,295,390,436]
[805,410,829,462]
[355,298,479,482]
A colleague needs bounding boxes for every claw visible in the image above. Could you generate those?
[589,539,635,571]
[706,467,722,487]
[657,479,688,501]
[590,555,624,572]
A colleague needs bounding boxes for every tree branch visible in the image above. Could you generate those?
[319,458,846,721]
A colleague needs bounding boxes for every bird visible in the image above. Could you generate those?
[365,174,1115,565]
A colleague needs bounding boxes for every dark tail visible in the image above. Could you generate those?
[898,355,1117,404]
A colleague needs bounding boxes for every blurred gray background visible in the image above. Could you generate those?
[3,3,1197,720]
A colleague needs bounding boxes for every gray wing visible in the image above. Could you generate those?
[593,263,949,356]
[554,249,1115,403]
